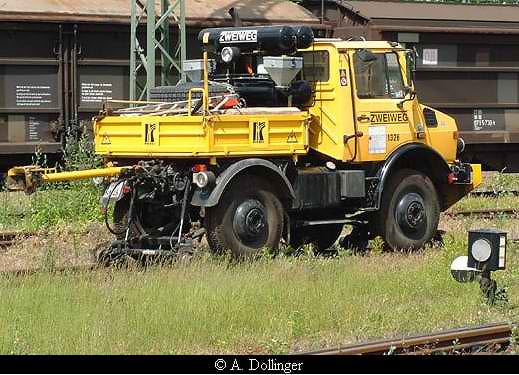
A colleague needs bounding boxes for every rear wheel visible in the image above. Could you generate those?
[205,176,284,259]
[376,169,440,251]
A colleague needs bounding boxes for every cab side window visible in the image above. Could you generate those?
[298,51,330,82]
[353,50,405,99]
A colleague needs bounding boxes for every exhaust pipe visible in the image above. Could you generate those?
[228,8,242,27]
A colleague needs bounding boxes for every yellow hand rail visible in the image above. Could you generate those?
[187,88,207,116]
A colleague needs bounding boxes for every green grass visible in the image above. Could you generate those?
[0,124,103,232]
[476,172,519,193]
[449,194,519,212]
[0,183,102,232]
[0,237,517,354]
[448,172,519,212]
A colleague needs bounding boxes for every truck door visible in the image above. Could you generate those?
[349,49,417,162]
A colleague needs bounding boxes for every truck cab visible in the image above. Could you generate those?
[300,40,459,164]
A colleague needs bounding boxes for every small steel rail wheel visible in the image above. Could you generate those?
[110,197,150,265]
[290,224,343,255]
[205,175,284,259]
[112,196,145,241]
[340,225,372,254]
[376,168,440,251]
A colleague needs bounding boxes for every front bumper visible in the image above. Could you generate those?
[450,162,482,191]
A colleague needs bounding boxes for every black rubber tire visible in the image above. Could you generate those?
[376,169,440,251]
[205,176,284,259]
[290,224,343,254]
[150,82,232,103]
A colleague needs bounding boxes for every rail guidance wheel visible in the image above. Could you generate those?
[290,224,343,254]
[113,197,145,241]
[206,175,284,259]
[377,169,440,251]
[340,225,373,253]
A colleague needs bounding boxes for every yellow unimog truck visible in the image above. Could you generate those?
[7,25,481,260]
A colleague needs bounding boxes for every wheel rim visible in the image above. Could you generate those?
[395,192,426,235]
[232,199,268,247]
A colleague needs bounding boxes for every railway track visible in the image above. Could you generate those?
[306,322,515,355]
[447,207,519,218]
[0,231,35,249]
[0,264,95,277]
[469,190,519,198]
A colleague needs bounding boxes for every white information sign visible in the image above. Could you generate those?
[81,82,114,104]
[422,48,438,65]
[368,126,386,154]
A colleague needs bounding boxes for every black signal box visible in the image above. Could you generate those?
[467,229,506,272]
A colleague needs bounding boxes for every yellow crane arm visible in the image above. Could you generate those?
[6,165,129,194]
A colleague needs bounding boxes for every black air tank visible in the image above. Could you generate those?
[198,25,299,55]
[293,26,314,49]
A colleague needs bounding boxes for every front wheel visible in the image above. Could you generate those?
[376,169,440,251]
[205,176,284,259]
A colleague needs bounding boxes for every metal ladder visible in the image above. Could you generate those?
[107,93,240,117]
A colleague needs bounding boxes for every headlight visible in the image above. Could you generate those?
[193,171,216,189]
[221,47,240,64]
[457,137,466,154]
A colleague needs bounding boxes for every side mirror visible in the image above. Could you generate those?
[405,49,417,87]
[404,85,415,97]
[397,85,416,108]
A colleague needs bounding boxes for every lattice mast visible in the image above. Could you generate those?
[130,0,186,101]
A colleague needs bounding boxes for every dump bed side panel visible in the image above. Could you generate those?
[94,113,309,158]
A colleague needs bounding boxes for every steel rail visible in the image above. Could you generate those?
[305,322,514,355]
[446,208,519,218]
[0,264,96,277]
[0,231,35,249]
[469,190,519,198]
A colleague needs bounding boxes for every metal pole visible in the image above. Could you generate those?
[146,0,156,101]
[57,25,64,140]
[321,0,324,24]
[161,0,170,86]
[130,0,186,101]
[130,0,137,101]
[72,25,79,129]
[63,27,70,136]
[179,0,186,83]
[203,50,209,114]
